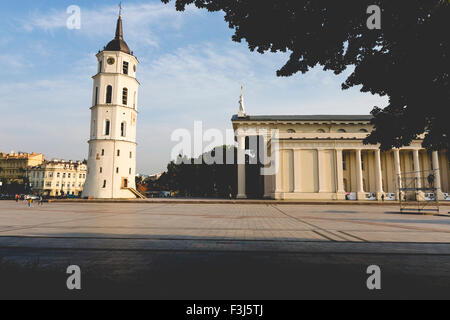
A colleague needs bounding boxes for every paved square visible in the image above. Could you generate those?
[1,201,450,299]
[0,201,449,243]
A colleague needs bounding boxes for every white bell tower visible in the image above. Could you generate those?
[82,12,140,199]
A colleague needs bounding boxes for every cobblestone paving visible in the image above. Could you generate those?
[0,201,449,243]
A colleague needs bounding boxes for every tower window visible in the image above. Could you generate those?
[117,150,120,157]
[121,122,127,137]
[122,88,128,105]
[103,180,107,188]
[129,152,132,158]
[129,168,131,175]
[104,120,111,136]
[101,149,104,156]
[123,61,129,75]
[98,60,103,73]
[337,129,347,133]
[116,168,119,174]
[95,87,98,106]
[106,85,112,104]
[100,167,102,173]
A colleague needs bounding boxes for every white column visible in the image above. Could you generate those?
[432,151,444,200]
[262,135,272,199]
[394,149,402,192]
[335,149,345,196]
[413,149,422,189]
[317,149,326,193]
[274,140,283,198]
[374,149,384,199]
[413,149,424,201]
[293,149,302,193]
[237,135,247,199]
[355,149,365,200]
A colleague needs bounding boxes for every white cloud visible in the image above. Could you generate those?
[21,2,202,50]
[4,2,389,174]
[0,54,33,71]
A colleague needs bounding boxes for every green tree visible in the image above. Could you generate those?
[162,0,449,150]
[154,146,238,198]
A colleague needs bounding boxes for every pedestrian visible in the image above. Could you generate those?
[39,196,43,206]
[381,194,385,202]
[15,194,19,203]
[27,198,32,208]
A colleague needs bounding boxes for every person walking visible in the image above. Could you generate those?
[15,194,19,203]
[27,198,32,208]
[39,196,43,206]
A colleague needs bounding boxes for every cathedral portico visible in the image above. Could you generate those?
[232,102,449,202]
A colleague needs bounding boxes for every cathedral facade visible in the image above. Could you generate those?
[232,97,449,202]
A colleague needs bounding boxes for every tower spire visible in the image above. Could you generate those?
[238,84,246,118]
[115,3,124,40]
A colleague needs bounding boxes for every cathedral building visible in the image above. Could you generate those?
[232,92,450,201]
[82,13,143,199]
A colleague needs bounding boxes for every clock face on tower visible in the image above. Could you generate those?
[107,57,115,65]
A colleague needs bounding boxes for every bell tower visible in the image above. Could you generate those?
[82,12,140,199]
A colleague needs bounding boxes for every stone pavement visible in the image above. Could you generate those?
[0,201,449,299]
[0,201,449,243]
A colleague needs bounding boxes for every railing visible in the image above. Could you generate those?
[124,187,146,199]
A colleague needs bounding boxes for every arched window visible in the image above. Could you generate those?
[317,129,326,133]
[104,120,111,136]
[121,122,127,137]
[94,87,98,106]
[359,129,369,133]
[287,129,296,133]
[106,85,112,104]
[122,88,128,105]
[337,129,347,133]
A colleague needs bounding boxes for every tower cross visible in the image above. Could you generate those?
[119,2,123,16]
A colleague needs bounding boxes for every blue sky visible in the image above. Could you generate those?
[0,0,388,174]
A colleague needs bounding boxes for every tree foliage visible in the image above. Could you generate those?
[162,0,449,150]
[147,146,238,198]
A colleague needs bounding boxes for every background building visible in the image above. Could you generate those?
[28,160,87,197]
[0,152,44,184]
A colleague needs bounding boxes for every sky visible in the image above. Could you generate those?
[0,0,388,174]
